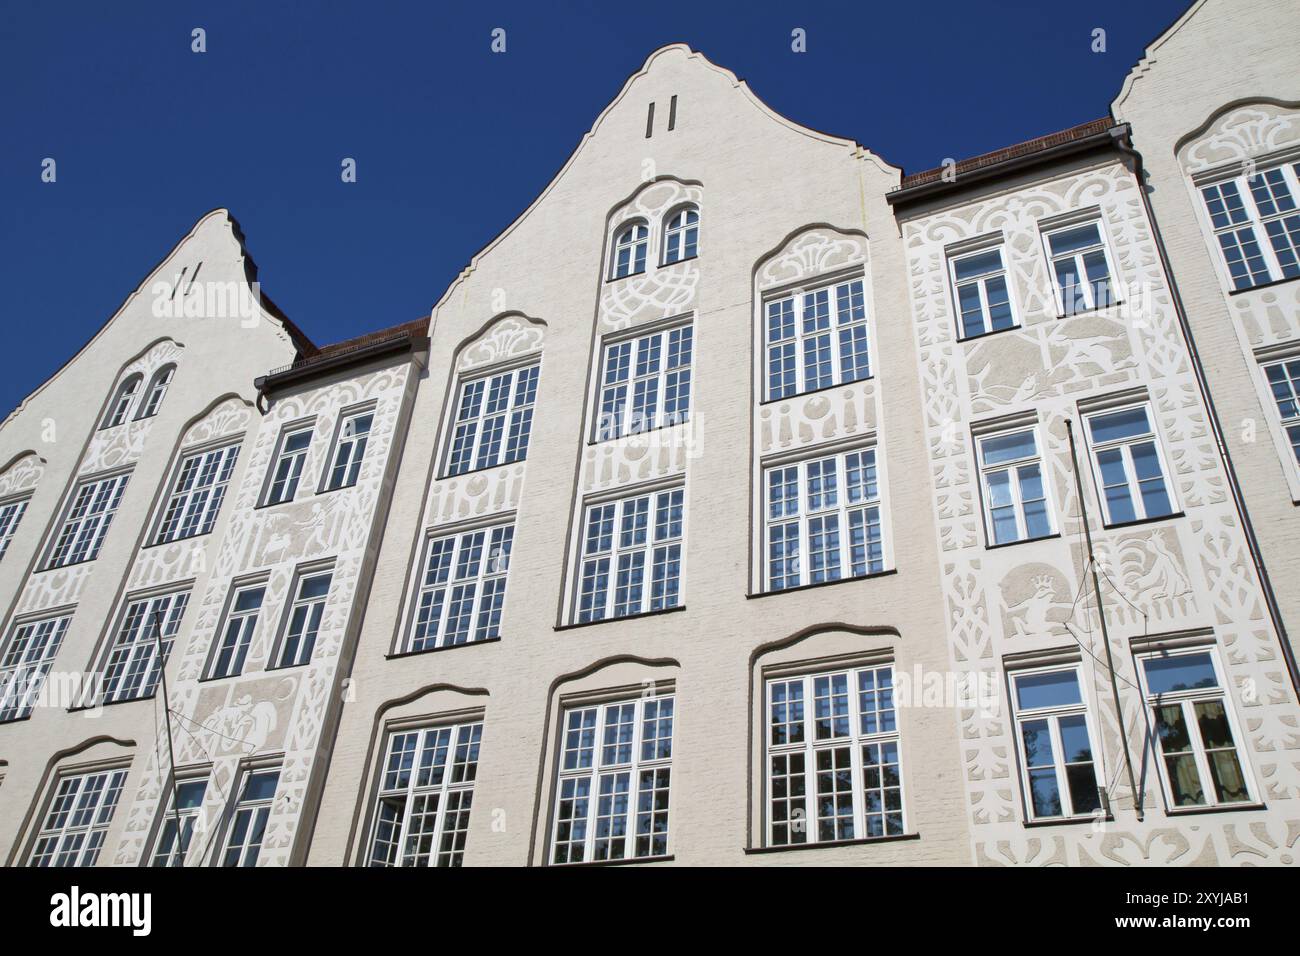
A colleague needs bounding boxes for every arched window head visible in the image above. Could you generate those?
[662,207,699,265]
[102,375,142,429]
[135,364,176,421]
[612,222,649,279]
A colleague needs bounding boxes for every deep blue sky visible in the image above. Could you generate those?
[0,0,1192,418]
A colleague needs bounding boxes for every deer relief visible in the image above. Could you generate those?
[1010,574,1060,638]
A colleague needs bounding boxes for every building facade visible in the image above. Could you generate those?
[0,0,1297,867]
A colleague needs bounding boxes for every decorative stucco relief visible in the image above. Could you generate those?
[0,452,44,499]
[1181,103,1300,174]
[756,227,866,292]
[580,424,692,494]
[457,314,545,373]
[757,382,878,456]
[80,340,184,474]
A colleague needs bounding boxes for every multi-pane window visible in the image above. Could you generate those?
[154,444,239,544]
[1045,220,1116,316]
[367,722,481,867]
[274,570,332,668]
[766,665,902,846]
[263,424,313,506]
[445,364,539,476]
[102,375,141,429]
[950,246,1015,338]
[407,525,512,651]
[595,325,693,440]
[0,614,71,722]
[1008,666,1101,820]
[45,471,130,568]
[1263,358,1300,469]
[551,694,673,864]
[1084,404,1175,525]
[577,487,683,623]
[1137,649,1253,809]
[100,590,190,704]
[1200,163,1300,290]
[136,365,175,420]
[206,584,266,680]
[324,410,373,491]
[150,777,208,867]
[977,428,1053,545]
[0,496,29,562]
[28,768,128,866]
[220,768,280,867]
[611,222,649,279]
[662,207,699,264]
[764,448,884,591]
[765,278,870,400]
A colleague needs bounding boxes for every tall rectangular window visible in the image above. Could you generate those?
[1044,220,1116,316]
[1083,403,1175,525]
[551,694,673,864]
[45,471,130,568]
[100,590,190,704]
[0,614,71,722]
[1137,648,1253,810]
[446,364,539,476]
[764,447,884,591]
[220,768,280,867]
[1200,163,1300,289]
[150,777,208,867]
[577,487,683,623]
[273,569,332,668]
[407,525,512,652]
[766,665,902,846]
[0,496,29,562]
[154,444,239,544]
[977,427,1053,545]
[262,423,313,506]
[206,583,266,680]
[950,246,1015,338]
[324,410,373,491]
[1263,357,1300,470]
[1008,666,1101,820]
[764,278,870,400]
[596,325,693,441]
[367,721,481,867]
[28,768,128,866]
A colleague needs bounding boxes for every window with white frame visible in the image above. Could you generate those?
[1083,403,1175,525]
[551,694,673,864]
[324,409,373,491]
[136,365,176,421]
[445,364,539,476]
[101,375,142,429]
[262,423,313,506]
[28,767,128,866]
[367,721,481,867]
[595,325,692,441]
[662,207,698,264]
[205,583,266,680]
[45,471,130,568]
[576,487,683,623]
[100,590,190,704]
[764,447,884,591]
[977,427,1053,545]
[273,569,332,668]
[1008,665,1101,820]
[407,524,512,652]
[950,245,1016,338]
[611,222,649,279]
[765,278,870,400]
[220,768,280,867]
[1137,648,1253,809]
[1200,163,1300,290]
[0,496,29,562]
[0,614,71,722]
[150,776,208,867]
[1262,357,1300,470]
[153,444,239,544]
[1044,220,1117,316]
[766,664,902,846]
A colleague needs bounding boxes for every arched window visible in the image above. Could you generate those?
[611,222,649,279]
[102,375,142,429]
[135,364,176,420]
[662,206,699,265]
